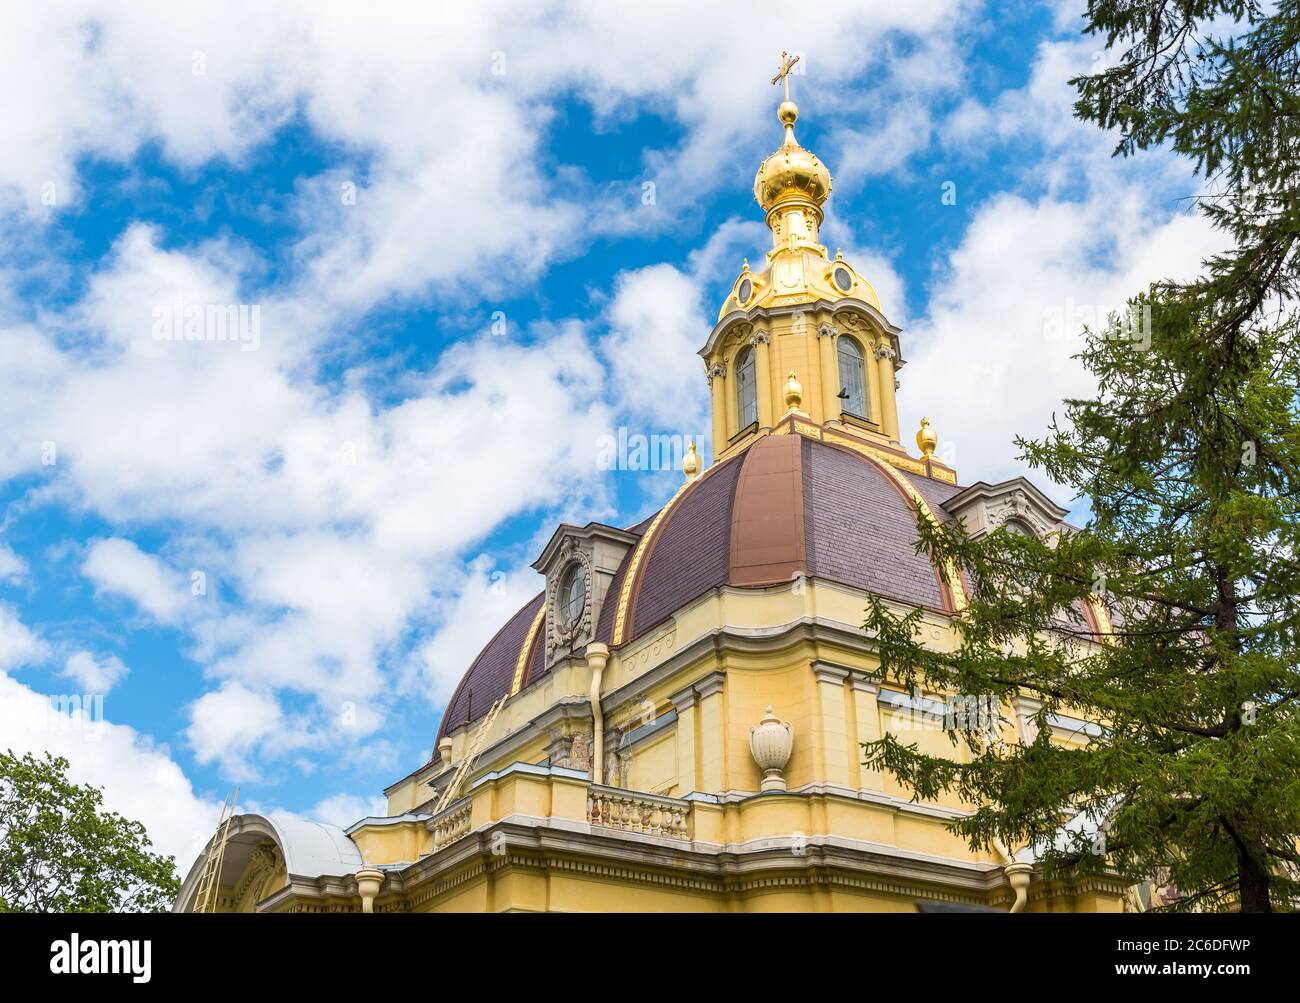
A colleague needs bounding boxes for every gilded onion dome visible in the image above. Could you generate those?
[753,97,832,214]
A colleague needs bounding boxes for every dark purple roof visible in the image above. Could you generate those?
[437,593,542,743]
[438,431,964,741]
[806,439,947,609]
[626,453,743,638]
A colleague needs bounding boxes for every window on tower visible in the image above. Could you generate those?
[736,346,758,429]
[837,336,868,418]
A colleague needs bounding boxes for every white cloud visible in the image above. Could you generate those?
[903,193,1222,490]
[0,543,27,582]
[61,650,130,693]
[601,264,711,432]
[832,100,936,187]
[0,220,623,775]
[289,792,386,830]
[0,602,49,671]
[0,1,967,316]
[184,681,293,777]
[83,537,189,625]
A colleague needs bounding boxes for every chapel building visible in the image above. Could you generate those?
[176,62,1126,914]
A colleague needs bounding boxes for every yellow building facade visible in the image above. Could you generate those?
[175,60,1127,915]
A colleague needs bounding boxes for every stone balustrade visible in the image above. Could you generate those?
[587,784,689,840]
[428,797,472,852]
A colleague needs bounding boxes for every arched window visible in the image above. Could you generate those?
[561,565,585,627]
[1004,519,1034,538]
[837,336,868,418]
[735,346,758,429]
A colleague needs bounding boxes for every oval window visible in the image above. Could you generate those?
[737,278,752,304]
[833,267,852,292]
[561,565,585,627]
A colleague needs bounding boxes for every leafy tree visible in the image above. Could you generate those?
[0,749,179,912]
[863,0,1300,911]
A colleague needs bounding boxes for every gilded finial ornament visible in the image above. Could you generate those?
[783,370,803,410]
[917,416,938,458]
[683,441,700,480]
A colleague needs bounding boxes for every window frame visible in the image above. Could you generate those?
[734,345,758,430]
[560,564,586,628]
[836,335,869,419]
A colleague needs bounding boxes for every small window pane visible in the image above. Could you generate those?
[562,567,585,626]
[837,337,868,418]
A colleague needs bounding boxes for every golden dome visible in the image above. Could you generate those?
[753,98,832,213]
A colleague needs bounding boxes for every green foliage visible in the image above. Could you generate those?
[863,0,1300,911]
[0,749,179,912]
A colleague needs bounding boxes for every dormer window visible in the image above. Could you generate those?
[736,346,758,428]
[837,336,868,418]
[561,564,586,627]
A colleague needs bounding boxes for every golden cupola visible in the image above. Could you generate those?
[699,52,918,467]
[753,84,832,228]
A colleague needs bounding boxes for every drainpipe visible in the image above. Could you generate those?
[587,643,609,785]
[355,868,384,914]
[993,837,1033,913]
[1004,862,1033,913]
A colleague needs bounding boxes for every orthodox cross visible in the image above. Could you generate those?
[771,51,801,100]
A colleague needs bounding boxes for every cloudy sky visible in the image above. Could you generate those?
[0,0,1223,871]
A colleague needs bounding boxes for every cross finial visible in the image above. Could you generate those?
[771,51,800,102]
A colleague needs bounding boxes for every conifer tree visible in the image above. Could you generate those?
[863,0,1300,911]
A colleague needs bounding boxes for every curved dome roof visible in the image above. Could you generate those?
[174,812,364,911]
[435,432,967,745]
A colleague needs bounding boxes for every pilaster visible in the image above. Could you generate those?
[812,662,851,787]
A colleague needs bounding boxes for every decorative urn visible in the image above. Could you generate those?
[749,705,794,791]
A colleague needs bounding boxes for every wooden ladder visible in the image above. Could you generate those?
[192,786,239,913]
[431,696,506,815]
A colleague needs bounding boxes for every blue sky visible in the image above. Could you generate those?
[0,1,1222,866]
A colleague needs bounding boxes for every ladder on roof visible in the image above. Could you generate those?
[432,695,507,816]
[192,786,239,913]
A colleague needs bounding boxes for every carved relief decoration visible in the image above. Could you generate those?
[987,488,1056,538]
[234,842,284,912]
[545,537,594,660]
[547,721,594,772]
